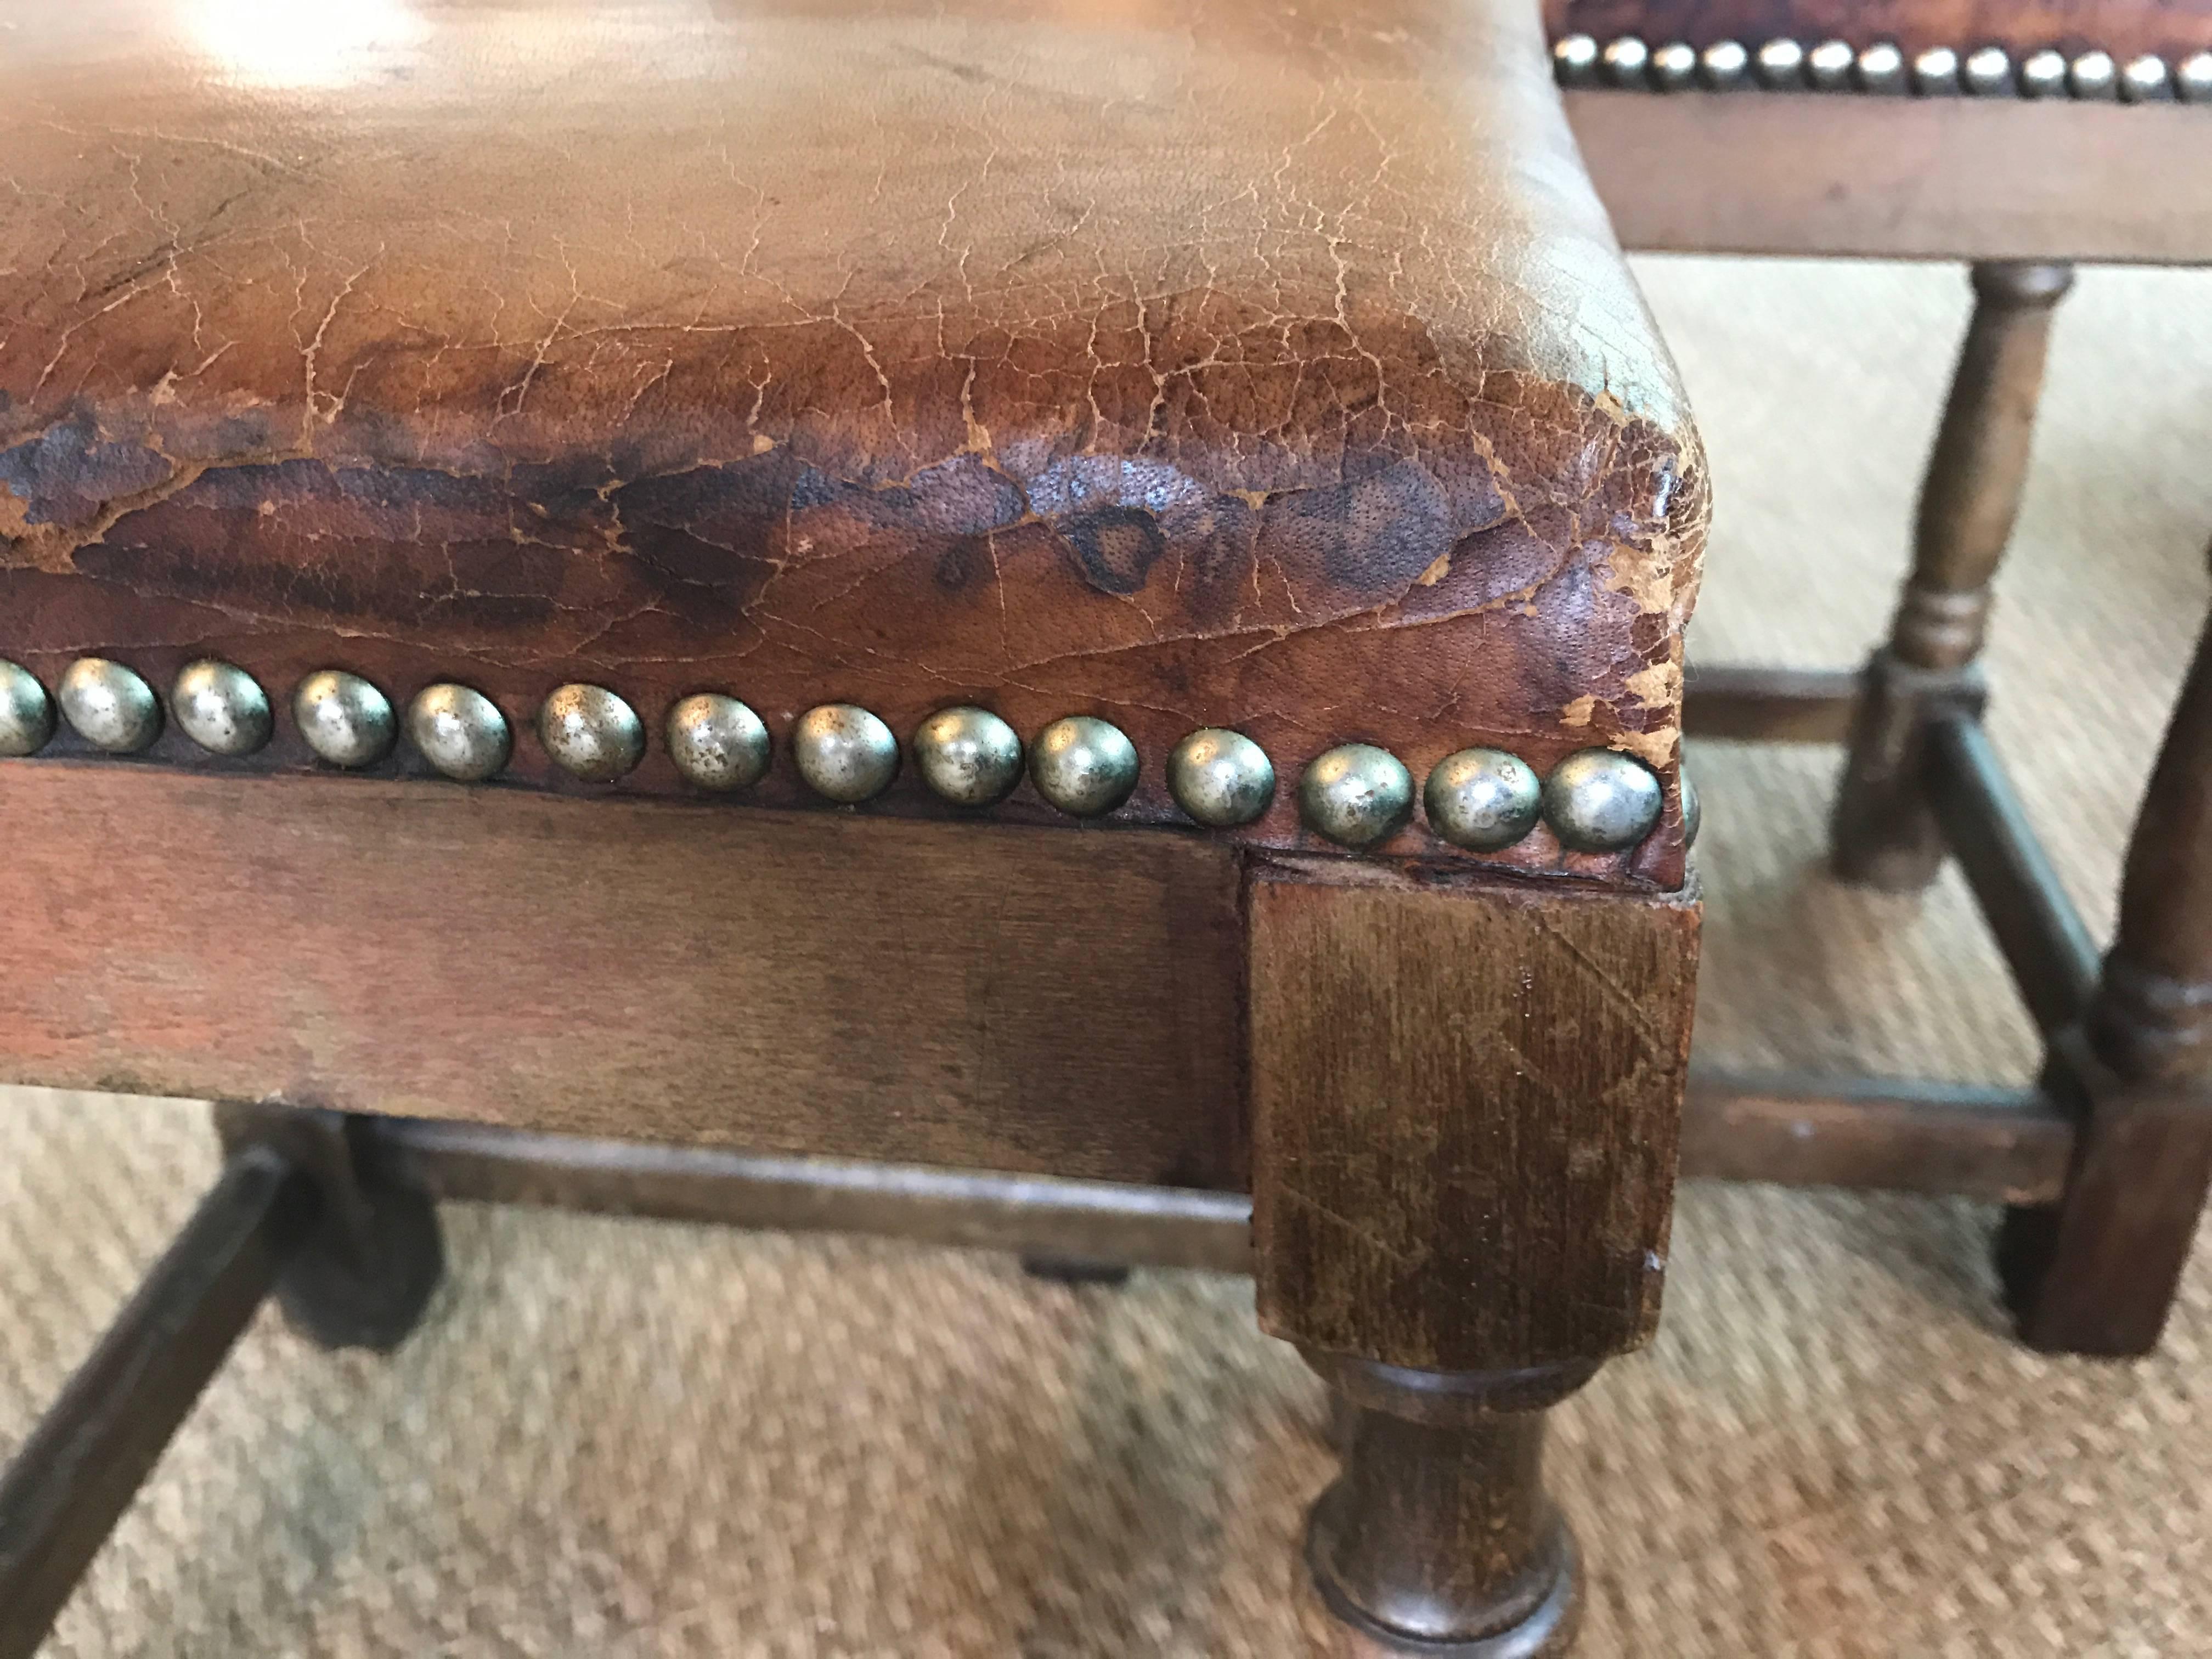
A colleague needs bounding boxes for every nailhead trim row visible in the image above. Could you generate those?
[0,654,1686,857]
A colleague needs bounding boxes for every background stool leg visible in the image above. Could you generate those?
[2001,598,2212,1355]
[1832,262,2073,890]
[215,1104,444,1353]
[1299,1358,1587,1656]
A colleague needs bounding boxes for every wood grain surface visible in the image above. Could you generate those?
[0,764,1248,1188]
[1249,868,1701,1374]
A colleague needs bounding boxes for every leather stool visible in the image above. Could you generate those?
[0,0,1703,1652]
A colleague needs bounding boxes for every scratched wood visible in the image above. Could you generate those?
[1249,868,1700,1373]
[0,764,1247,1189]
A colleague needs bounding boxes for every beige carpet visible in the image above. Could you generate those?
[9,257,2212,1658]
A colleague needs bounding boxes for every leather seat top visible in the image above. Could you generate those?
[0,0,1703,884]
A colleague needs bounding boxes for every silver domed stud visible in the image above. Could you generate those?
[0,659,55,757]
[1858,42,1906,93]
[294,670,396,768]
[2179,50,2212,101]
[1910,45,1960,94]
[1682,772,1702,850]
[59,658,161,753]
[1756,38,1807,88]
[1601,36,1650,87]
[2020,48,2068,96]
[913,706,1024,808]
[1030,716,1139,817]
[1544,749,1664,853]
[407,682,511,781]
[2120,53,2171,101]
[1553,33,1600,85]
[2070,49,2118,98]
[1168,729,1276,828]
[1807,40,1855,89]
[1424,748,1542,853]
[1300,744,1414,849]
[793,703,899,803]
[1699,40,1750,88]
[665,693,770,791]
[1651,41,1697,89]
[538,683,645,783]
[171,659,272,757]
[1962,46,2012,94]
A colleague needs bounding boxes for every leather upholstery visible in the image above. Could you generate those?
[1550,0,2212,59]
[0,0,1703,887]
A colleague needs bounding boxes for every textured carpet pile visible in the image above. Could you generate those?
[7,257,2212,1656]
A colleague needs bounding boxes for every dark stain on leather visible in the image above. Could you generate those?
[0,415,173,530]
[1060,505,1167,596]
[933,535,989,593]
[74,460,573,635]
[1262,460,1453,596]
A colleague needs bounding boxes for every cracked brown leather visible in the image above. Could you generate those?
[1548,0,2212,60]
[0,0,1704,888]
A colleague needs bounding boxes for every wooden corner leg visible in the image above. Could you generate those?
[2000,599,2212,1355]
[1831,261,2072,891]
[215,1104,444,1352]
[1250,869,1700,1655]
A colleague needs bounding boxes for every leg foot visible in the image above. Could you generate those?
[276,1174,443,1352]
[1828,651,1982,891]
[1297,1358,1590,1657]
[1297,1512,1577,1658]
[1998,1026,2212,1357]
[215,1105,444,1352]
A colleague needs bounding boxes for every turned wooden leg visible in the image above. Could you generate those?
[2000,597,2212,1354]
[1249,871,1699,1656]
[1300,1358,1588,1656]
[1832,261,2073,890]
